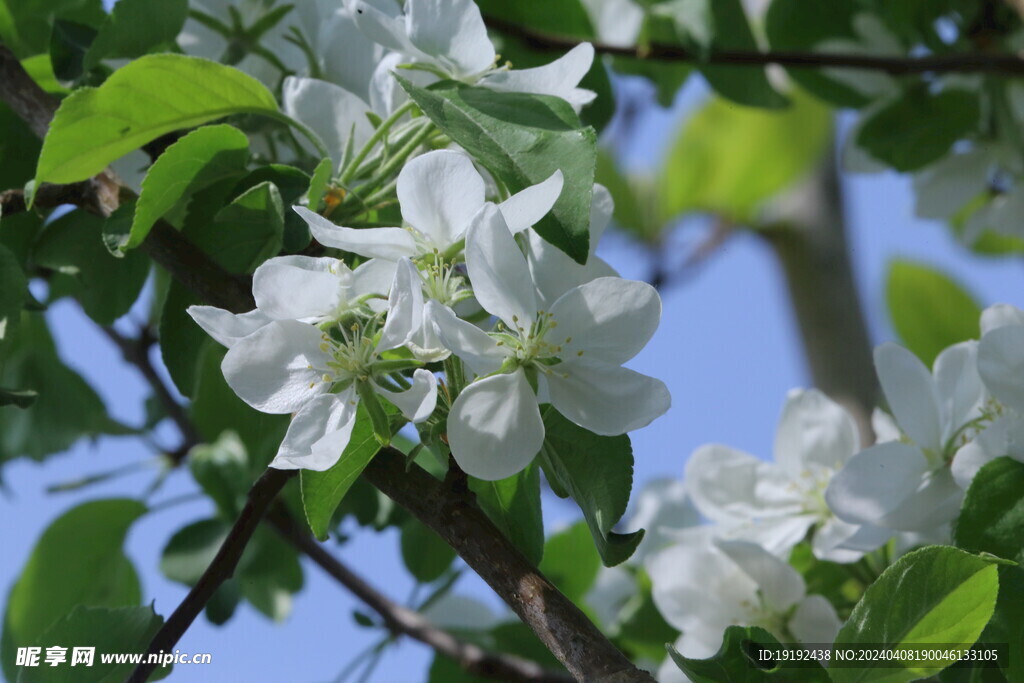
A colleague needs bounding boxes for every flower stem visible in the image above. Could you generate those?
[339,100,417,186]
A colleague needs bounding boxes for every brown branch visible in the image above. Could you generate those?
[485,15,1024,76]
[364,449,653,682]
[126,468,296,683]
[269,511,574,683]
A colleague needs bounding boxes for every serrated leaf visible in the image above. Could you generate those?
[35,54,279,184]
[397,76,596,263]
[831,546,1000,683]
[84,0,187,67]
[885,259,980,367]
[667,625,826,682]
[2,499,146,682]
[116,124,250,253]
[539,406,643,566]
[468,462,544,567]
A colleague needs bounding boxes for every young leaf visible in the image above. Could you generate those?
[158,281,207,398]
[468,462,545,567]
[116,124,250,253]
[397,76,596,264]
[955,457,1024,563]
[35,54,278,184]
[84,0,188,68]
[857,89,980,172]
[885,260,980,367]
[236,528,304,621]
[667,625,827,682]
[400,518,457,583]
[2,499,146,681]
[539,407,643,567]
[831,546,1000,683]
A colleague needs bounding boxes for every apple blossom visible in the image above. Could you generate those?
[428,205,669,480]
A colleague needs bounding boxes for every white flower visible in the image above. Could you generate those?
[826,342,984,534]
[282,76,378,173]
[647,530,841,678]
[348,0,596,109]
[296,149,563,270]
[189,258,437,471]
[428,205,669,480]
[579,0,644,48]
[685,389,888,562]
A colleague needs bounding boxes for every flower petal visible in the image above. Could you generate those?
[824,442,931,528]
[448,370,544,480]
[547,359,669,435]
[774,388,859,474]
[374,368,437,422]
[187,306,270,348]
[980,303,1024,334]
[684,444,768,523]
[497,170,563,234]
[465,204,538,329]
[398,150,485,248]
[407,0,495,78]
[426,301,504,376]
[480,43,595,108]
[378,258,424,352]
[352,257,398,312]
[789,596,841,646]
[348,0,419,56]
[874,342,942,453]
[811,517,882,562]
[526,232,618,308]
[294,206,417,260]
[979,325,1024,412]
[282,76,373,172]
[549,277,661,365]
[715,538,805,612]
[880,467,962,532]
[317,6,385,103]
[933,340,984,441]
[272,391,358,471]
[252,255,349,322]
[221,320,331,414]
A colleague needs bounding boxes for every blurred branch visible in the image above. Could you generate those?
[269,511,574,683]
[485,15,1024,76]
[758,147,878,443]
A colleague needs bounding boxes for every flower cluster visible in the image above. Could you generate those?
[190,149,669,479]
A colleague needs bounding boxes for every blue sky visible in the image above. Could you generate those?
[4,73,1024,682]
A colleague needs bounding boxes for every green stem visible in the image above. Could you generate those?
[266,110,331,161]
[443,356,466,400]
[339,100,417,185]
[357,120,435,199]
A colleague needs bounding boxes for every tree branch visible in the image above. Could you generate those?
[485,15,1024,76]
[126,468,296,683]
[268,511,574,683]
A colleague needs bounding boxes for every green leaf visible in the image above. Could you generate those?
[35,54,278,184]
[32,207,149,325]
[397,76,596,264]
[0,0,105,58]
[831,546,1000,683]
[84,0,188,67]
[400,518,457,583]
[538,521,601,604]
[468,462,544,567]
[667,625,827,682]
[975,566,1024,682]
[658,91,831,222]
[539,407,643,567]
[765,0,867,108]
[885,259,981,367]
[49,19,96,85]
[17,605,164,683]
[0,243,26,343]
[115,124,250,253]
[0,104,42,191]
[0,387,36,408]
[187,180,284,274]
[955,457,1024,563]
[236,528,304,621]
[234,165,311,253]
[2,499,146,682]
[161,518,229,587]
[305,157,333,213]
[189,431,251,520]
[612,571,680,663]
[655,0,788,109]
[857,88,981,172]
[595,150,661,242]
[158,281,207,398]
[300,402,398,542]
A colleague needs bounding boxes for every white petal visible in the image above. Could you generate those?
[880,467,962,532]
[252,255,349,322]
[871,408,902,443]
[282,76,373,172]
[912,148,992,220]
[407,0,495,78]
[368,51,409,116]
[874,342,942,453]
[588,184,614,249]
[317,7,386,103]
[221,320,331,414]
[465,204,538,329]
[789,595,841,646]
[951,439,997,490]
[549,277,661,365]
[272,391,358,471]
[398,150,485,248]
[824,443,931,528]
[980,303,1024,334]
[774,388,858,474]
[715,539,805,612]
[448,370,544,480]
[480,43,594,103]
[580,0,644,47]
[547,359,670,435]
[835,522,897,554]
[426,301,505,376]
[684,444,769,523]
[811,517,880,563]
[378,258,424,351]
[979,325,1024,412]
[729,515,818,557]
[933,341,984,441]
[625,479,699,559]
[352,257,399,312]
[525,226,618,308]
[584,567,636,630]
[374,368,437,422]
[497,170,563,234]
[348,0,419,56]
[295,206,417,260]
[187,306,270,348]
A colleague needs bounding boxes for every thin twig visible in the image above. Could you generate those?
[485,15,1024,76]
[269,511,574,683]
